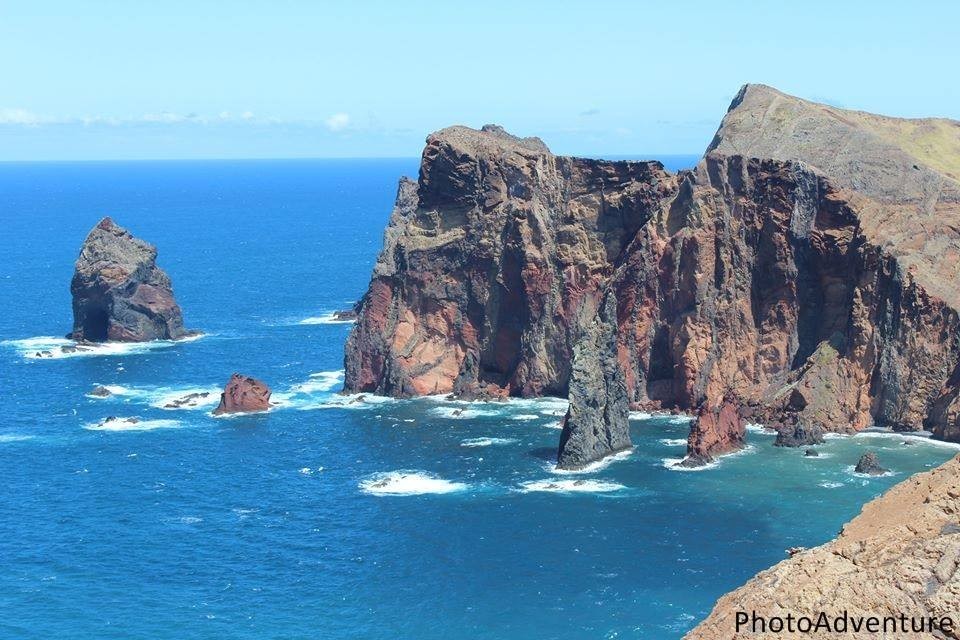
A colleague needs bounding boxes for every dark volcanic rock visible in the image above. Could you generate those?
[804,449,819,457]
[774,422,825,448]
[89,385,112,397]
[678,396,745,468]
[854,451,888,475]
[344,84,960,461]
[212,374,272,415]
[557,292,631,470]
[332,309,358,321]
[69,217,189,342]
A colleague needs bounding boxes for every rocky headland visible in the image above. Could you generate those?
[70,217,190,342]
[686,454,960,639]
[344,85,960,469]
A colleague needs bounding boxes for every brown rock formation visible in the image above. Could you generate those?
[344,125,674,402]
[70,217,189,342]
[345,84,960,466]
[678,396,745,467]
[212,374,272,415]
[685,454,960,639]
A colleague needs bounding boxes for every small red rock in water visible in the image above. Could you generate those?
[213,373,272,415]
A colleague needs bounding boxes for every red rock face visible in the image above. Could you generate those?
[213,374,272,415]
[344,125,676,400]
[679,396,745,467]
[345,86,960,463]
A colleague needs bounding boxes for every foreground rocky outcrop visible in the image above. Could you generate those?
[212,374,272,415]
[70,217,189,342]
[345,84,960,468]
[686,455,960,639]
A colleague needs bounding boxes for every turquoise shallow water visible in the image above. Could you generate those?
[0,158,956,639]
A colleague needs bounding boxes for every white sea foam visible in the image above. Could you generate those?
[517,479,626,493]
[358,471,467,496]
[290,391,395,411]
[845,464,896,479]
[0,434,36,443]
[745,423,775,435]
[658,438,688,447]
[5,334,204,360]
[298,312,356,325]
[460,437,518,447]
[819,481,845,489]
[86,383,221,410]
[512,414,540,421]
[629,411,653,420]
[855,431,960,450]
[429,406,501,419]
[84,417,182,432]
[548,448,634,475]
[663,444,757,472]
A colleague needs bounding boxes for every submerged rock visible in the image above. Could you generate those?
[804,448,819,457]
[332,309,358,321]
[69,217,189,342]
[212,374,272,415]
[89,385,112,397]
[855,451,888,475]
[164,392,212,409]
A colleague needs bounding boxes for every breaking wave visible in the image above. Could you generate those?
[87,384,221,410]
[548,448,634,475]
[460,437,518,448]
[663,444,757,472]
[83,417,183,432]
[298,312,355,325]
[5,334,204,360]
[516,479,626,493]
[358,471,468,496]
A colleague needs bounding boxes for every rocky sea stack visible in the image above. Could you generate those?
[213,373,272,415]
[344,84,960,469]
[70,217,189,342]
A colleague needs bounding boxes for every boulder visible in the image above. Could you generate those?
[212,374,272,415]
[854,451,888,475]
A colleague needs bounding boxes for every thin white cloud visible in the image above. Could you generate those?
[0,108,53,125]
[324,112,350,132]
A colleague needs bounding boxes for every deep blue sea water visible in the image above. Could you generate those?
[0,157,956,639]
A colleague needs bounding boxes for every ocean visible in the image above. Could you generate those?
[0,157,955,639]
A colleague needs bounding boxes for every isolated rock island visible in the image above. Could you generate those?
[212,373,273,415]
[70,217,189,342]
[344,84,960,470]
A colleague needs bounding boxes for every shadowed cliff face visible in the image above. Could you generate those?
[345,86,960,468]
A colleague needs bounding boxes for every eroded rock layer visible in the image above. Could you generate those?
[70,217,189,342]
[345,85,960,467]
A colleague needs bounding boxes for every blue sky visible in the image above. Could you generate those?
[2,0,958,160]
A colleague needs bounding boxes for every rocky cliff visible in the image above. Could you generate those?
[345,86,960,468]
[686,454,960,639]
[70,217,189,342]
